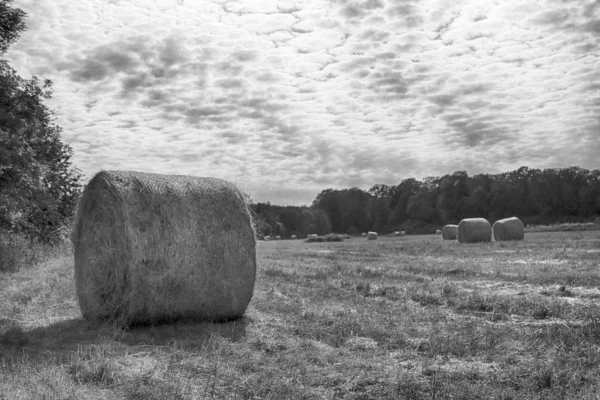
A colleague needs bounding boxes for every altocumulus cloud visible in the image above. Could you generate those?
[4,0,600,205]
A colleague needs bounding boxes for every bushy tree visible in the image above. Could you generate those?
[1,0,81,242]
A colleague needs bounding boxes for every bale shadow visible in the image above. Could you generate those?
[1,316,249,362]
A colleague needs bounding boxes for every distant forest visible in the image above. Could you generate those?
[251,166,600,237]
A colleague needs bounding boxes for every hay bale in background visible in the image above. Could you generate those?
[493,217,524,241]
[367,231,378,240]
[291,235,297,239]
[458,218,492,243]
[361,232,367,237]
[264,235,271,241]
[400,231,406,236]
[275,235,281,240]
[71,171,256,327]
[435,229,442,234]
[442,224,458,240]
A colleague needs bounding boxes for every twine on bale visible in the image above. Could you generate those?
[493,217,524,241]
[71,170,256,328]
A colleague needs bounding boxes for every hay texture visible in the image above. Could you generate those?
[493,217,524,241]
[367,231,378,240]
[442,225,458,240]
[72,170,256,327]
[458,218,492,243]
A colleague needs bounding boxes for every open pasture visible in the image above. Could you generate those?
[1,230,600,399]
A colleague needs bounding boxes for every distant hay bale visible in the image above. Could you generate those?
[308,234,318,238]
[493,217,524,241]
[275,235,281,240]
[71,170,256,327]
[264,235,271,241]
[458,218,492,243]
[400,231,406,236]
[435,229,442,234]
[442,224,458,240]
[291,235,297,239]
[367,231,377,240]
[361,232,367,237]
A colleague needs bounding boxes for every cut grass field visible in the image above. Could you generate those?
[1,231,600,399]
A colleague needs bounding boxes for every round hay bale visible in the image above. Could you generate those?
[435,229,442,234]
[400,231,406,236]
[308,234,318,238]
[275,235,281,240]
[71,170,256,327]
[367,231,377,240]
[442,224,458,240]
[291,235,297,240]
[458,218,492,243]
[264,235,271,241]
[493,217,524,241]
[361,232,367,237]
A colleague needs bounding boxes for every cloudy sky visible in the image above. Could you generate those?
[4,0,600,205]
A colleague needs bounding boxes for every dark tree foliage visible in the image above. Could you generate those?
[307,166,600,235]
[250,203,332,238]
[1,0,82,242]
[0,0,25,54]
[251,166,599,237]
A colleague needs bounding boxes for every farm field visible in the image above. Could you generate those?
[2,231,600,399]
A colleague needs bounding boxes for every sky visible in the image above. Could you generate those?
[4,0,600,205]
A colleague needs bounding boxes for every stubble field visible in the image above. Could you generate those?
[1,230,600,399]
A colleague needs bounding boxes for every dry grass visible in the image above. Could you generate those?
[1,231,600,398]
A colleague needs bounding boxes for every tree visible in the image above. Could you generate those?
[1,0,82,242]
[407,186,435,222]
[0,0,25,54]
[388,178,420,226]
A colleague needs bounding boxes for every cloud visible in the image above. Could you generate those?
[3,0,600,206]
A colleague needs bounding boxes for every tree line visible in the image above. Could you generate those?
[252,166,600,237]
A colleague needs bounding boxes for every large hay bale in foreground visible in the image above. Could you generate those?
[493,217,524,241]
[367,231,377,240]
[72,170,256,327]
[442,224,458,240]
[458,218,492,243]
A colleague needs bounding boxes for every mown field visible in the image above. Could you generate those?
[1,231,600,399]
